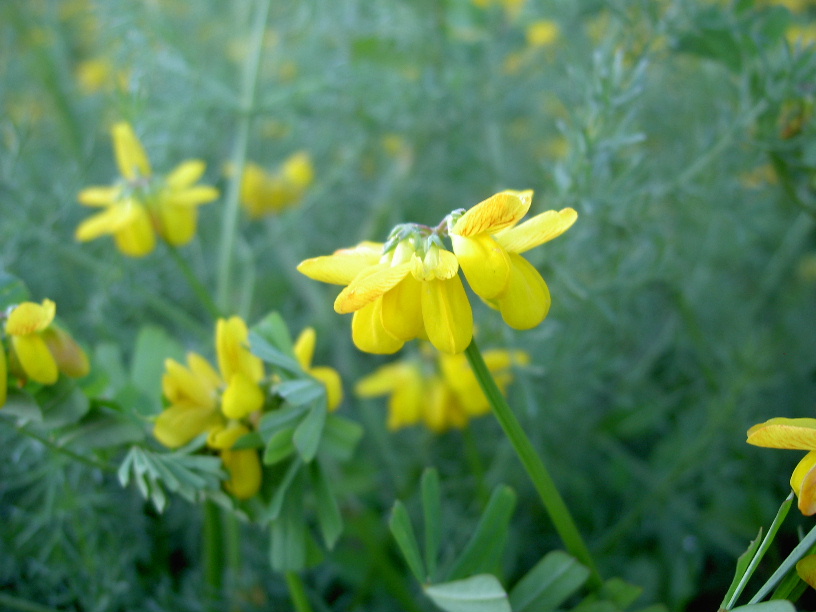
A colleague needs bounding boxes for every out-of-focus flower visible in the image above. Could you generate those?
[293,327,343,411]
[154,316,264,499]
[786,23,816,46]
[797,554,816,589]
[76,122,219,257]
[75,58,129,95]
[298,235,473,355]
[472,0,527,19]
[356,343,528,432]
[239,152,314,218]
[747,418,816,515]
[449,190,577,330]
[526,20,560,48]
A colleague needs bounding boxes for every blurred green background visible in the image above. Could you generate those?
[2,0,816,610]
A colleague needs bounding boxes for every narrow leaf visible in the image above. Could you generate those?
[263,426,297,465]
[422,468,442,581]
[311,461,343,549]
[276,379,325,406]
[732,602,796,612]
[390,500,426,583]
[293,401,327,462]
[321,414,364,461]
[425,574,511,612]
[267,459,302,521]
[249,331,303,375]
[509,550,590,612]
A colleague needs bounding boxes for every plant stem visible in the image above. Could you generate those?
[165,244,221,319]
[0,593,64,612]
[215,0,271,312]
[285,572,314,612]
[748,521,816,604]
[13,423,115,473]
[464,339,602,588]
[203,500,224,600]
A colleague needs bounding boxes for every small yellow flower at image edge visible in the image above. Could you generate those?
[297,190,577,356]
[76,122,219,257]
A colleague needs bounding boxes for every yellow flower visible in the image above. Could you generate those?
[76,122,219,257]
[154,316,265,499]
[526,20,560,48]
[355,344,528,432]
[298,237,473,355]
[747,418,816,515]
[239,152,314,219]
[449,190,577,330]
[293,327,343,411]
[3,299,90,388]
[797,554,816,590]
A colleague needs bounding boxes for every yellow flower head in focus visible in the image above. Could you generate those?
[76,122,219,257]
[356,343,528,432]
[2,299,90,395]
[154,316,264,499]
[747,417,816,515]
[240,152,314,219]
[293,327,343,411]
[449,190,577,330]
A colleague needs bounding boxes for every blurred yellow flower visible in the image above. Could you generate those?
[75,58,128,95]
[3,299,89,390]
[76,122,219,257]
[449,190,577,330]
[472,0,527,19]
[526,20,560,48]
[787,23,816,46]
[293,327,343,411]
[797,554,816,589]
[240,152,314,218]
[747,418,816,515]
[356,344,528,432]
[154,316,264,499]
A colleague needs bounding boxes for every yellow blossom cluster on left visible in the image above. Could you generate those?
[76,122,219,257]
[1,299,89,407]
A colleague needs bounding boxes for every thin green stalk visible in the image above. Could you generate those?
[13,424,115,473]
[203,501,224,599]
[285,572,314,612]
[460,424,489,506]
[215,0,271,312]
[0,593,64,612]
[464,339,602,588]
[165,244,221,319]
[748,521,816,604]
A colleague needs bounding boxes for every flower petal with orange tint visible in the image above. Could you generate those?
[452,191,532,237]
[747,418,816,450]
[334,262,412,314]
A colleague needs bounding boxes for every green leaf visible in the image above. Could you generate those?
[731,602,796,612]
[231,431,263,450]
[310,461,343,549]
[598,577,643,609]
[422,468,442,581]
[721,528,765,609]
[38,378,89,427]
[270,476,306,571]
[267,459,302,521]
[0,388,42,424]
[58,411,145,449]
[447,485,517,581]
[276,379,326,406]
[249,331,303,376]
[293,401,327,462]
[252,311,296,358]
[321,414,364,461]
[263,426,297,465]
[130,325,183,415]
[509,550,590,612]
[390,500,426,583]
[259,404,309,440]
[424,574,511,612]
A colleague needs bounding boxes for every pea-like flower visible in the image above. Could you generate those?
[747,418,816,515]
[239,152,314,218]
[355,343,528,432]
[154,316,264,499]
[293,327,343,411]
[449,190,577,330]
[1,299,89,404]
[76,122,219,257]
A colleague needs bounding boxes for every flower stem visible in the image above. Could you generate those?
[203,500,225,601]
[285,572,314,612]
[464,338,602,588]
[215,0,271,312]
[165,244,221,319]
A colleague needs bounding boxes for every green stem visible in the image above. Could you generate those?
[165,244,221,319]
[0,593,64,612]
[13,424,115,473]
[464,339,602,588]
[748,521,816,604]
[285,572,314,612]
[460,424,489,506]
[215,0,271,312]
[203,501,224,600]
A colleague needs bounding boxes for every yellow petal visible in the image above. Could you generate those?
[297,242,384,285]
[77,186,122,206]
[162,357,218,409]
[113,205,156,257]
[411,247,459,281]
[221,372,265,419]
[381,276,424,341]
[282,151,314,188]
[208,422,250,450]
[310,365,343,411]
[354,362,407,397]
[216,317,264,383]
[221,448,262,499]
[164,186,220,207]
[187,353,222,389]
[158,204,197,246]
[41,325,89,378]
[166,160,206,189]
[0,345,6,408]
[153,404,222,448]
[494,208,578,254]
[452,191,532,237]
[6,300,56,335]
[421,277,473,355]
[797,554,816,588]
[112,122,151,180]
[386,365,425,430]
[10,334,57,384]
[747,418,816,450]
[794,452,816,515]
[334,262,412,314]
[496,254,551,329]
[293,327,316,370]
[450,234,511,299]
[75,203,141,242]
[351,300,404,355]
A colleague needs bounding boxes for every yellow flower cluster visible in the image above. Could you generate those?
[76,122,219,257]
[356,343,528,432]
[298,190,577,355]
[1,299,89,407]
[153,318,342,500]
[239,152,314,219]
